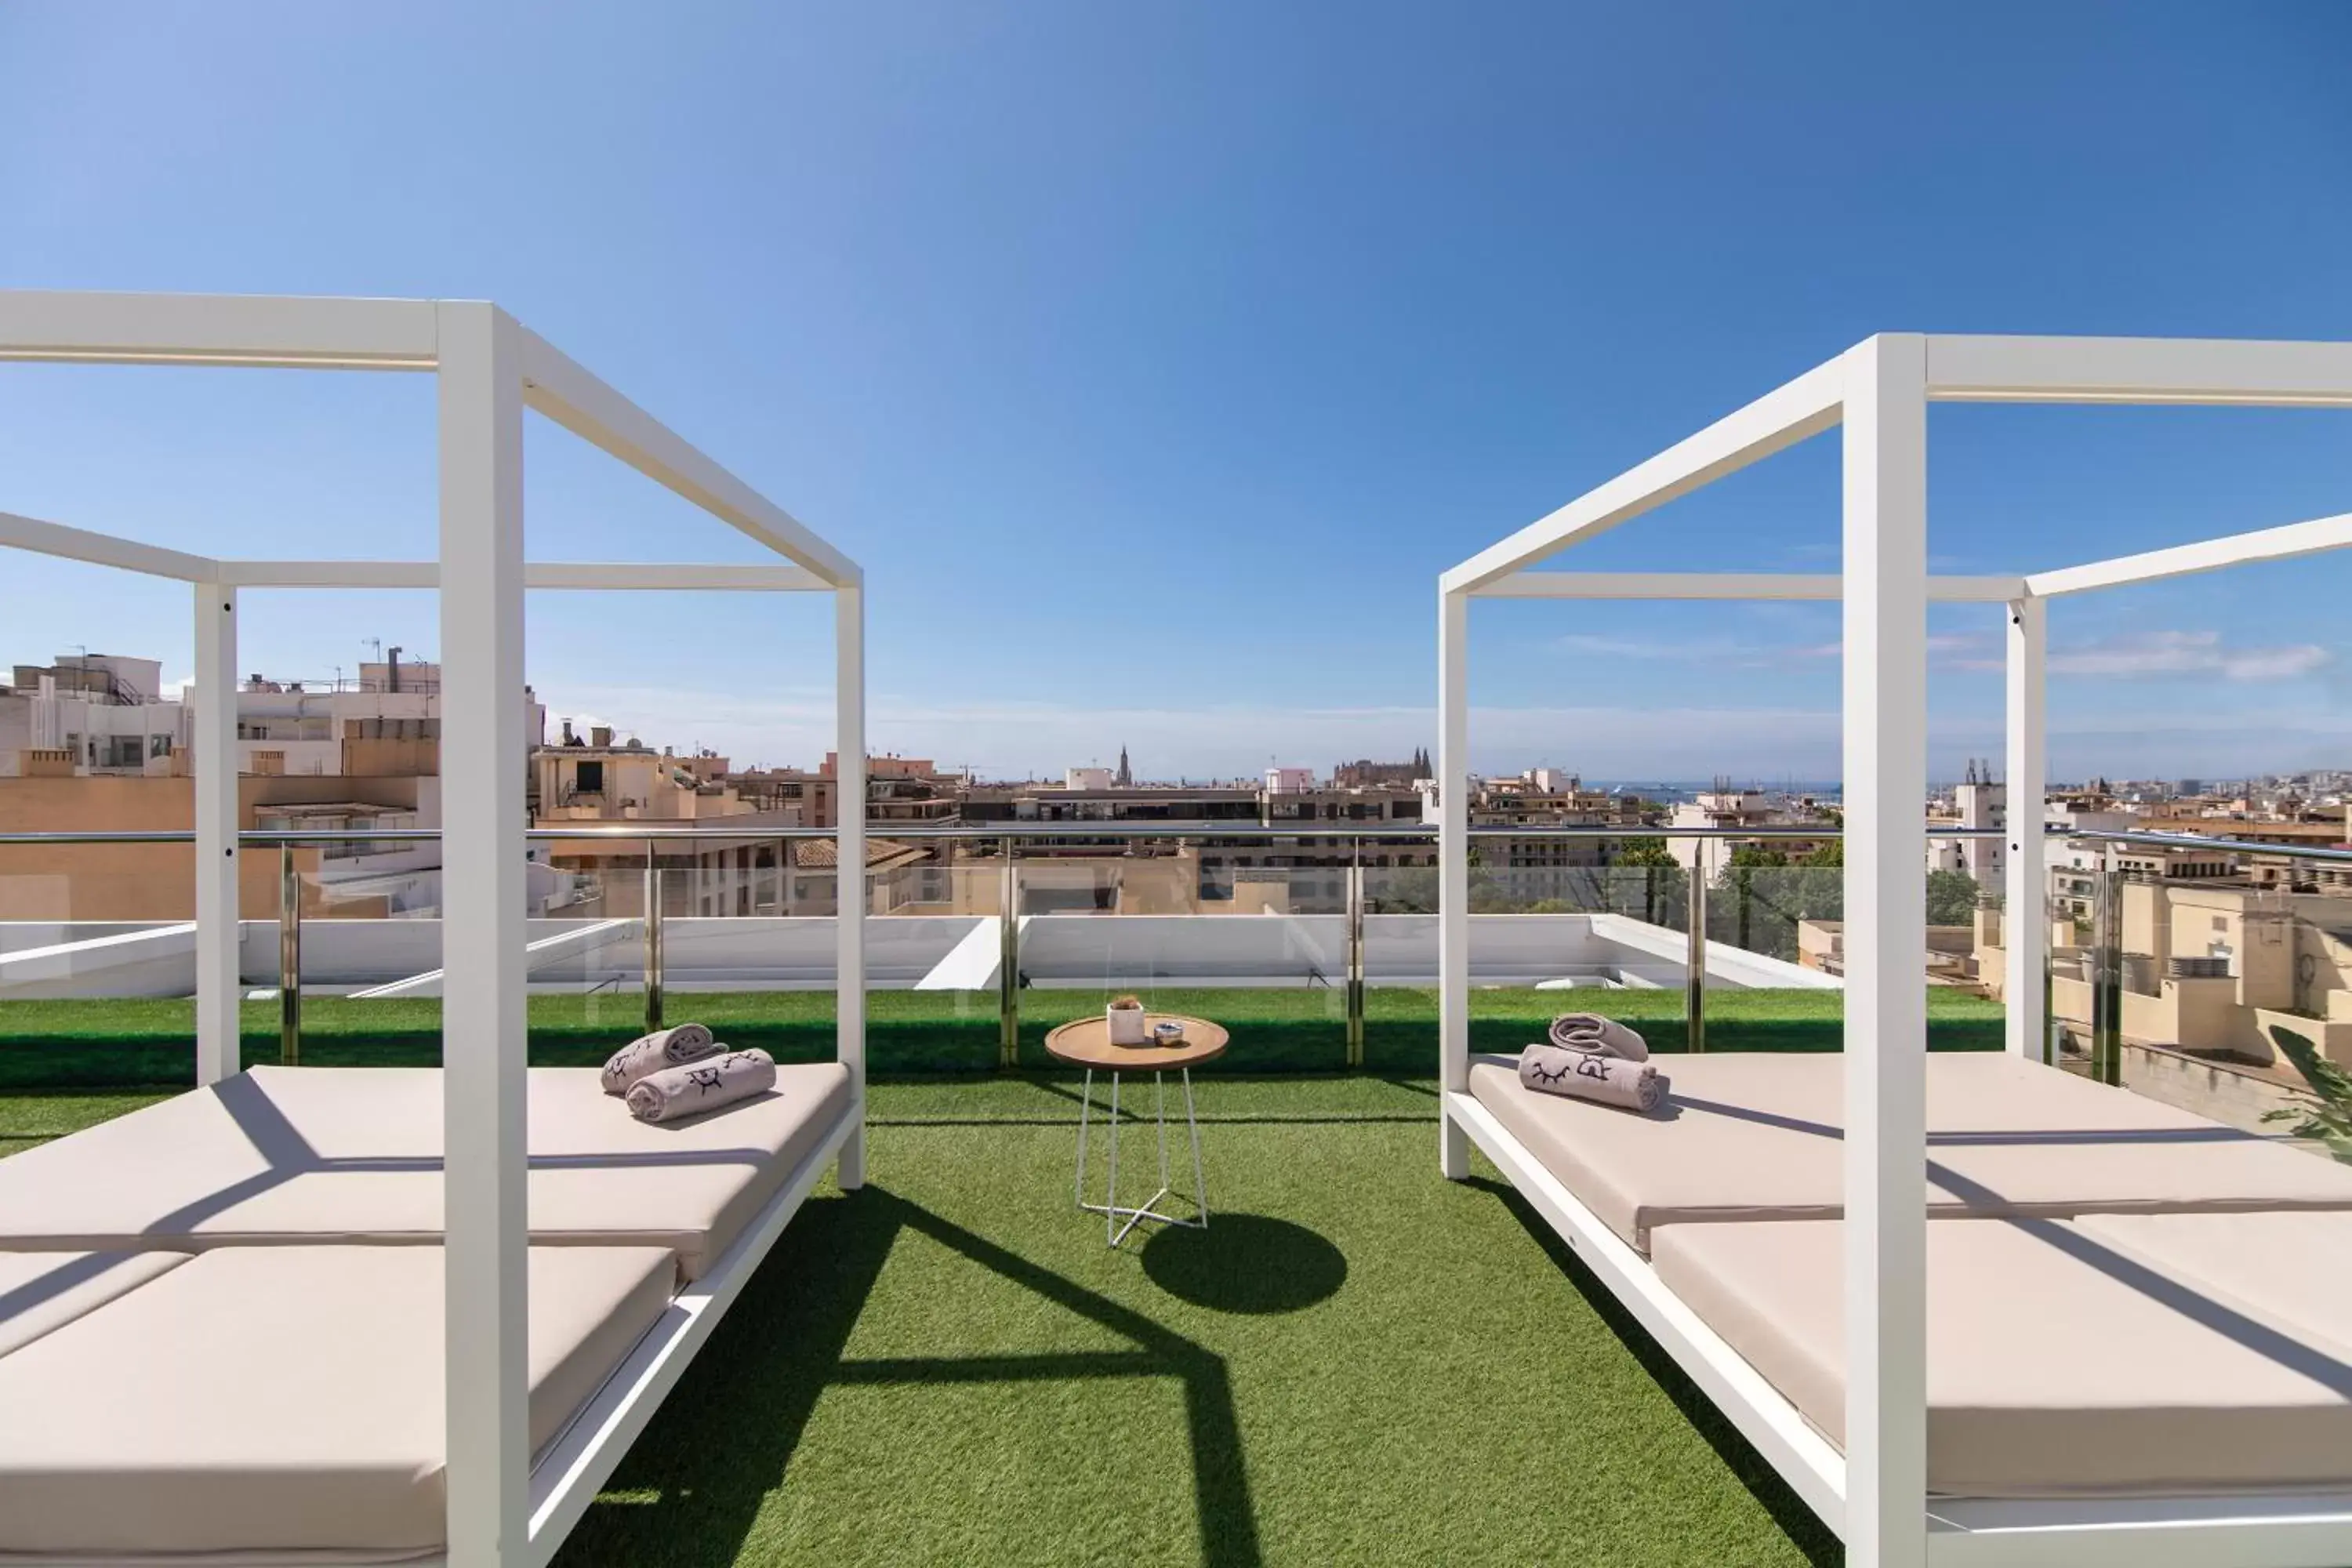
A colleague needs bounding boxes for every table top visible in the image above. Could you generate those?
[1044,1012,1229,1071]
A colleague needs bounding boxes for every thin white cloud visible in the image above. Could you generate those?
[1558,631,1980,666]
[1949,630,2332,682]
[1556,632,1842,666]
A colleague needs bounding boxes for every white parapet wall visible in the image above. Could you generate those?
[2,909,1836,999]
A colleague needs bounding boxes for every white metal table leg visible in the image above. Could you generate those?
[1105,1071,1121,1246]
[1185,1067,1207,1229]
[1074,1066,1210,1247]
[1155,1070,1170,1196]
[1075,1068,1092,1209]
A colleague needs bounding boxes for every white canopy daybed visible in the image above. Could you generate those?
[0,290,869,1567]
[1436,333,2352,1566]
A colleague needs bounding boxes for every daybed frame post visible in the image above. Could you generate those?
[192,580,240,1085]
[1438,585,1471,1178]
[1841,335,1929,1568]
[835,583,867,1189]
[437,302,531,1568]
[2003,594,2048,1062]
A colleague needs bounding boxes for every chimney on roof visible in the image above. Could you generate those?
[591,725,613,748]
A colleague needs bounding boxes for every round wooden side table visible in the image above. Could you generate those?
[1044,1014,1228,1247]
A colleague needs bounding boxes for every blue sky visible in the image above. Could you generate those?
[3,2,2350,783]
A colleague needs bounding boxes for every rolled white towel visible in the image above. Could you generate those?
[1519,1041,1666,1113]
[626,1047,778,1124]
[1545,1011,1650,1062]
[600,1022,719,1096]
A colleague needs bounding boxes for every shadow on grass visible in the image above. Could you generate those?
[1141,1214,1346,1315]
[1469,1176,1843,1567]
[560,1185,1261,1568]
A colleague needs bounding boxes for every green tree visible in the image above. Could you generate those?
[1925,869,1981,927]
[1607,837,1687,927]
[1613,836,1677,867]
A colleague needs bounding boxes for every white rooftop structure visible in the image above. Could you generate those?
[1437,332,2352,1567]
[0,289,868,1567]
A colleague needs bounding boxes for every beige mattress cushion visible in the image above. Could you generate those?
[1650,1217,2352,1497]
[0,1250,188,1359]
[2069,1210,2352,1356]
[1466,1050,2352,1251]
[0,1062,852,1279]
[0,1243,674,1557]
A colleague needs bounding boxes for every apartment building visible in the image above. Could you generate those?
[0,654,184,777]
[731,752,961,830]
[1666,787,1838,880]
[0,646,567,920]
[1924,758,2006,883]
[2,649,544,782]
[1454,771,1659,906]
[1975,827,2352,1070]
[947,774,1431,913]
[0,771,439,921]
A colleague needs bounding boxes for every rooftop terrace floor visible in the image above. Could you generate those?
[4,1075,1836,1567]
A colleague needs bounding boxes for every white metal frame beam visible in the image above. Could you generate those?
[0,289,866,1568]
[0,289,439,369]
[2025,510,2352,599]
[1441,358,1845,595]
[0,509,222,581]
[191,580,239,1084]
[1437,328,2352,1568]
[1925,334,2352,407]
[2002,597,2047,1062]
[220,561,829,591]
[1840,333,1930,1568]
[1472,571,2024,601]
[1436,585,1471,1180]
[437,300,531,1568]
[517,328,858,587]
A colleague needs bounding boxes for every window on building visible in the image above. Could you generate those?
[575,760,604,795]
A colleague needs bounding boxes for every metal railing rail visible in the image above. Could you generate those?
[11,820,2345,1073]
[0,822,2013,846]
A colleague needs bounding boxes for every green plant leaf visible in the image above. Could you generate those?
[2268,1024,2352,1164]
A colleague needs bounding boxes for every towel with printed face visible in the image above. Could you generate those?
[1545,1012,1650,1062]
[1519,1041,1666,1112]
[600,1023,720,1096]
[626,1047,779,1124]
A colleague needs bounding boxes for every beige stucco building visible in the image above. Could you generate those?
[1979,877,2352,1067]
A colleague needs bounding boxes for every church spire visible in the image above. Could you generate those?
[1115,744,1132,787]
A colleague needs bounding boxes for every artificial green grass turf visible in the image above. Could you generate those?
[0,985,2002,1089]
[568,1077,1838,1566]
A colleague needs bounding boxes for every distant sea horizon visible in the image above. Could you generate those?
[1581,780,1844,804]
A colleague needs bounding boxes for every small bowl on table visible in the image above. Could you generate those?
[1151,1020,1187,1047]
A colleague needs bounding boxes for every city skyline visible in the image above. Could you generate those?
[29,638,2350,790]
